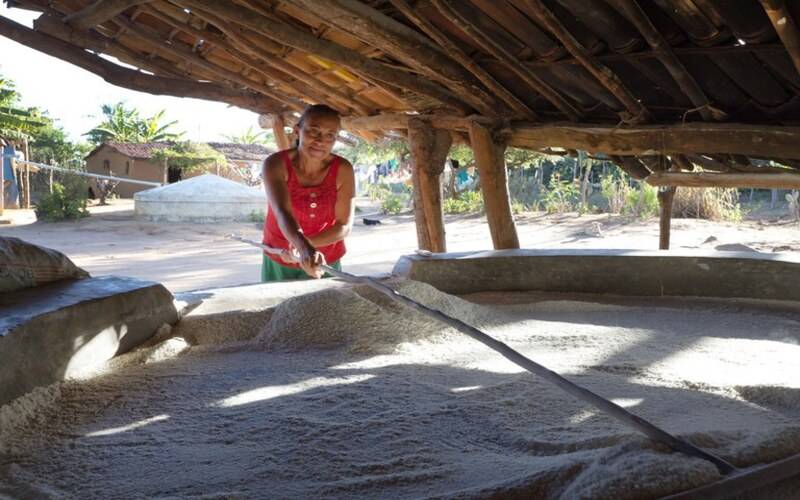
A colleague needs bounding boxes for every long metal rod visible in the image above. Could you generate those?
[14,159,163,187]
[231,235,737,474]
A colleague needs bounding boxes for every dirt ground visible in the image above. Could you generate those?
[2,198,800,292]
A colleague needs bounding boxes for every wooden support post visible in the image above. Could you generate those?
[0,148,5,217]
[272,115,292,151]
[408,118,452,252]
[23,138,30,209]
[468,122,520,249]
[658,187,676,250]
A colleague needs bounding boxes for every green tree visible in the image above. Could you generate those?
[222,125,275,147]
[85,102,184,144]
[30,122,91,166]
[0,76,48,139]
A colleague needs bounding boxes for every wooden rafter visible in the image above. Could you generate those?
[282,0,504,117]
[430,0,581,121]
[33,13,185,79]
[609,0,723,122]
[110,13,308,110]
[176,0,471,113]
[521,0,650,123]
[760,0,800,76]
[142,3,374,114]
[63,0,151,30]
[388,0,537,120]
[0,14,281,113]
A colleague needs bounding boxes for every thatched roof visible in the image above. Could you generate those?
[3,0,800,184]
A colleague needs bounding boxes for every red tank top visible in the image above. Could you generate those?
[263,150,346,267]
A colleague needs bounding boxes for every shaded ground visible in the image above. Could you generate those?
[2,199,800,292]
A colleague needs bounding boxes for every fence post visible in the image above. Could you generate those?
[49,161,54,194]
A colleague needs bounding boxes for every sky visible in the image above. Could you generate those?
[0,3,262,143]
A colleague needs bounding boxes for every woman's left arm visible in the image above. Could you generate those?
[308,160,356,247]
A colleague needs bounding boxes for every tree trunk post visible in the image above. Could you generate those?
[658,187,676,250]
[468,121,520,249]
[273,114,292,150]
[408,118,452,252]
[23,138,31,209]
[0,148,5,217]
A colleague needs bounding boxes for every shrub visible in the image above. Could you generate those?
[600,176,629,214]
[542,173,579,214]
[35,180,89,222]
[249,209,265,223]
[381,193,406,214]
[623,182,658,218]
[673,187,741,222]
[444,190,483,214]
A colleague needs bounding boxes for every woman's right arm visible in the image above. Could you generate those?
[262,154,323,277]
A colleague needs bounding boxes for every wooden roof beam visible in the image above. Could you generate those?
[281,0,503,117]
[430,0,581,121]
[761,0,800,76]
[647,171,800,189]
[389,0,537,120]
[176,0,471,114]
[33,13,186,79]
[143,3,374,114]
[522,0,651,123]
[609,0,724,122]
[63,0,151,30]
[110,13,307,111]
[0,14,281,113]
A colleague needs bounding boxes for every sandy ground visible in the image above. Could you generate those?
[2,199,800,292]
[1,281,799,499]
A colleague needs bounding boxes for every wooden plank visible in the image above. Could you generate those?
[468,122,519,249]
[647,172,800,189]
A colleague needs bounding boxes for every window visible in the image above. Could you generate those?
[103,159,110,173]
[126,161,130,175]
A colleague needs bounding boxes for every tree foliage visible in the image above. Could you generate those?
[223,125,275,147]
[85,102,184,144]
[0,76,48,139]
[151,141,225,172]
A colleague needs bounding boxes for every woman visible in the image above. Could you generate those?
[261,104,355,281]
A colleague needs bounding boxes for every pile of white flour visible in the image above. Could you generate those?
[2,280,800,499]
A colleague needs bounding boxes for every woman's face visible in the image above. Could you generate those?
[296,113,340,160]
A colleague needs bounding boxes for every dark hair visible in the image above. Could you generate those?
[297,104,341,127]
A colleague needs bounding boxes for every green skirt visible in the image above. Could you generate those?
[261,254,341,282]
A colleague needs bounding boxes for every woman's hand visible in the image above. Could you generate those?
[294,239,326,279]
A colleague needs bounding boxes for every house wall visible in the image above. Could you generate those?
[85,148,164,198]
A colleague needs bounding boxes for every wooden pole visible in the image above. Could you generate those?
[272,114,292,151]
[761,0,800,76]
[0,148,5,217]
[408,118,452,252]
[658,187,676,250]
[23,138,30,209]
[647,172,800,189]
[468,122,520,249]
